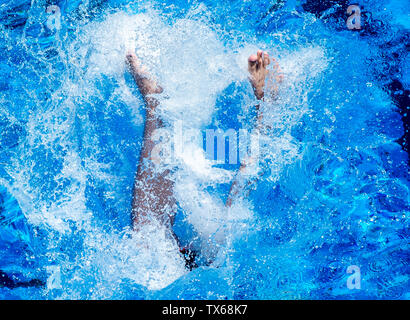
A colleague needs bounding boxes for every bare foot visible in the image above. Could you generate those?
[126,51,163,98]
[248,50,283,100]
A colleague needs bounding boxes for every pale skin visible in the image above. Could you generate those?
[126,49,282,245]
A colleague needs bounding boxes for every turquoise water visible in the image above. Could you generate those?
[0,0,409,299]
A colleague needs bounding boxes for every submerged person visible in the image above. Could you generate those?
[125,50,282,268]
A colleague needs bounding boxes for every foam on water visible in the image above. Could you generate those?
[0,0,408,299]
[1,8,265,295]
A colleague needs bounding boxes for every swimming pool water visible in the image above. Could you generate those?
[0,0,409,299]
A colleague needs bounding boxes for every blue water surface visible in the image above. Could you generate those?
[0,0,409,299]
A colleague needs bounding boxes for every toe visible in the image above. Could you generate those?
[248,54,258,71]
[248,54,258,63]
[257,50,263,68]
[126,51,137,60]
[263,51,270,67]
